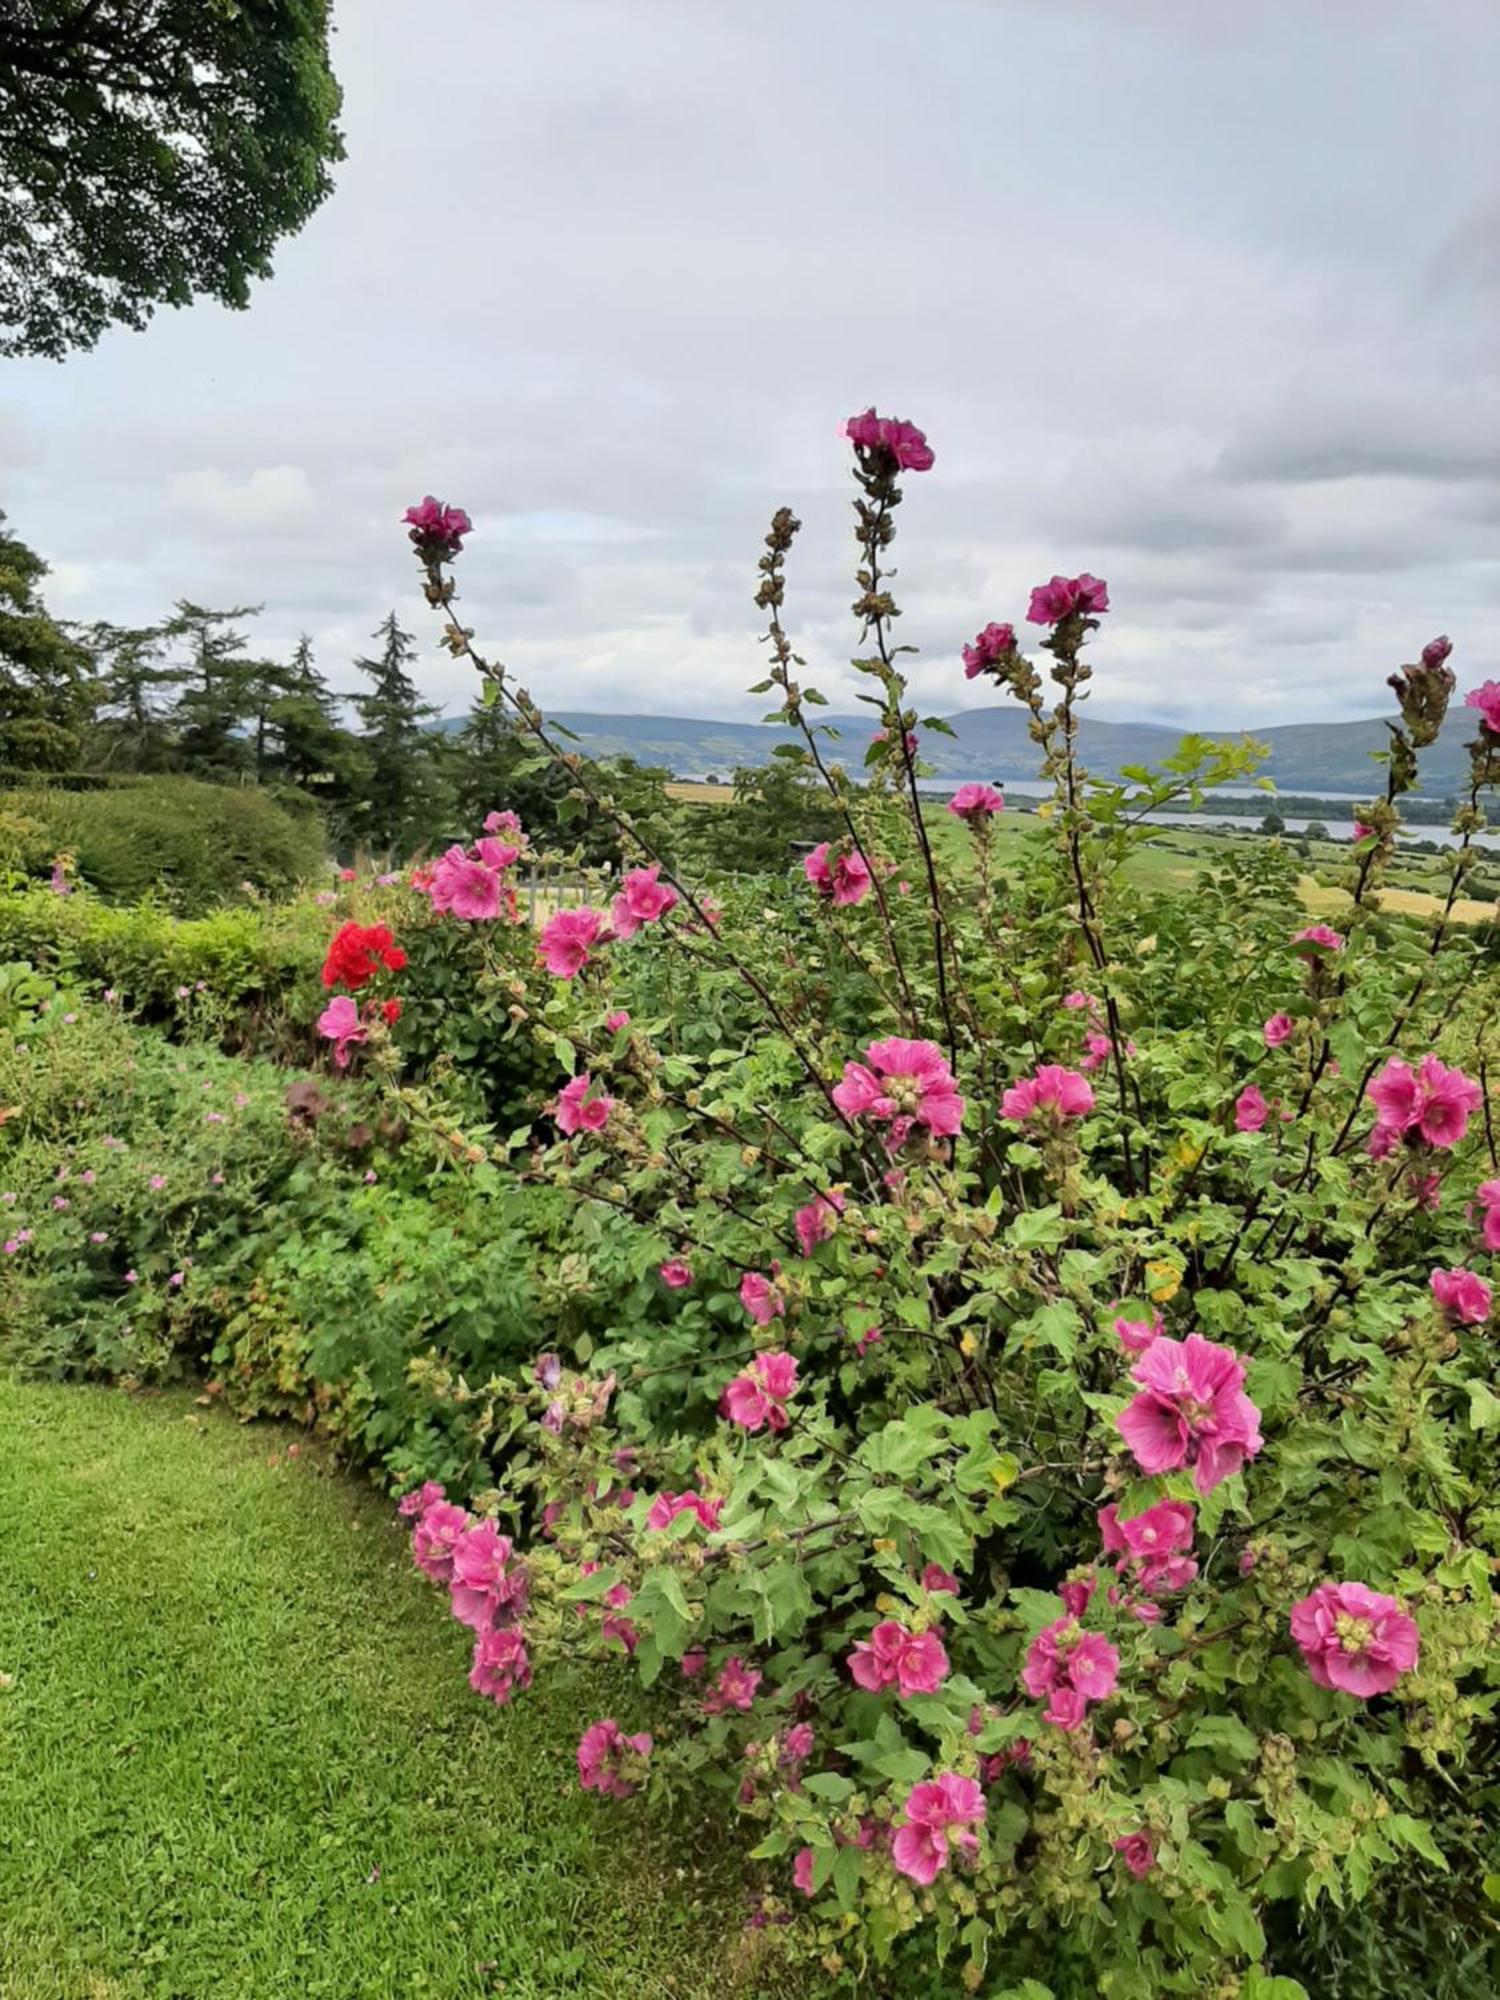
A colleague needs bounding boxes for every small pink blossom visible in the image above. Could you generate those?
[1001,1064,1094,1125]
[1026,573,1109,625]
[427,844,509,921]
[412,1500,471,1583]
[538,906,608,979]
[946,782,1005,821]
[469,1625,531,1704]
[317,995,368,1069]
[961,622,1016,679]
[577,1718,653,1797]
[794,1190,845,1258]
[1431,1266,1493,1325]
[792,1847,816,1897]
[1113,1308,1163,1355]
[404,495,472,556]
[848,1620,950,1698]
[1116,1333,1263,1494]
[1114,1833,1156,1879]
[605,1009,631,1033]
[1263,1013,1295,1047]
[1289,1581,1419,1698]
[843,407,935,472]
[646,1490,723,1534]
[891,1774,986,1886]
[611,864,679,939]
[1291,924,1344,954]
[1464,680,1500,735]
[1235,1085,1269,1133]
[1021,1617,1120,1729]
[702,1656,762,1713]
[721,1351,798,1432]
[832,1037,965,1151]
[922,1563,959,1595]
[449,1519,525,1632]
[739,1270,784,1325]
[1368,1054,1483,1150]
[553,1072,613,1136]
[659,1257,694,1289]
[398,1480,446,1519]
[804,842,872,907]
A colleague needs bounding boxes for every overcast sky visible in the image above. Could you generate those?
[4,0,1498,729]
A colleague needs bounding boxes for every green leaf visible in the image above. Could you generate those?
[1187,1714,1260,1762]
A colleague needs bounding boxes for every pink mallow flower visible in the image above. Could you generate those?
[398,1480,446,1519]
[848,1620,950,1699]
[605,1009,631,1033]
[794,1190,845,1258]
[1000,1064,1094,1125]
[702,1656,763,1714]
[1026,573,1109,625]
[804,841,872,907]
[403,495,471,556]
[427,844,508,921]
[1235,1085,1269,1133]
[577,1718,653,1798]
[1116,1333,1263,1495]
[611,864,679,940]
[553,1073,613,1136]
[538,906,608,979]
[739,1270,784,1325]
[891,1775,985,1887]
[317,994,367,1069]
[962,622,1016,680]
[469,1625,531,1704]
[832,1037,965,1152]
[1264,1013,1295,1047]
[1464,680,1500,736]
[946,782,1005,821]
[1367,1054,1483,1151]
[659,1257,694,1289]
[1114,1833,1156,1879]
[1099,1499,1198,1597]
[1289,1581,1419,1698]
[1477,1179,1500,1253]
[645,1491,723,1533]
[412,1500,471,1583]
[843,407,935,473]
[449,1519,526,1632]
[1431,1267,1493,1326]
[792,1848,817,1898]
[1021,1617,1120,1730]
[1113,1308,1163,1355]
[721,1351,798,1432]
[1291,924,1344,954]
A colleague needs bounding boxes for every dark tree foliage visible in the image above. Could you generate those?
[85,619,180,771]
[0,510,94,768]
[166,600,261,774]
[0,0,343,358]
[348,611,447,855]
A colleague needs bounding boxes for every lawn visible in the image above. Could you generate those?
[0,1379,778,2000]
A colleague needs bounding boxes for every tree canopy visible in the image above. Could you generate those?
[0,1,343,358]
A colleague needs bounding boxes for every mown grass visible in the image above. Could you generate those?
[0,1379,787,2000]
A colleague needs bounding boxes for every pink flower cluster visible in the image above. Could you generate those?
[403,494,471,557]
[1001,1064,1094,1125]
[848,1620,949,1699]
[739,1269,785,1324]
[1099,1498,1198,1611]
[891,1774,985,1886]
[1367,1054,1483,1154]
[794,1190,844,1257]
[1465,680,1500,735]
[645,1489,723,1533]
[612,864,678,940]
[1289,1581,1419,1698]
[553,1073,613,1136]
[1431,1266,1492,1325]
[843,408,935,473]
[721,1351,798,1432]
[961,622,1016,680]
[426,826,525,922]
[1027,573,1109,626]
[946,782,1005,822]
[539,905,609,978]
[804,841,872,906]
[833,1037,965,1152]
[577,1718,653,1798]
[1116,1333,1263,1495]
[403,1486,532,1704]
[1476,1179,1500,1252]
[1021,1617,1120,1730]
[702,1655,763,1713]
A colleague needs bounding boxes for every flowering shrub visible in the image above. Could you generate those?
[370,417,1500,1995]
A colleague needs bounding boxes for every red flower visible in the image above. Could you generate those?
[381,998,402,1026]
[321,922,406,991]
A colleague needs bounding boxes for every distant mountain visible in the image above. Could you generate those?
[431,704,1479,798]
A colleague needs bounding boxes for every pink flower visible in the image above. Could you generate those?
[577,1718,653,1798]
[484,809,522,837]
[721,1351,798,1432]
[449,1519,525,1632]
[1235,1085,1269,1133]
[792,1847,816,1898]
[961,622,1016,679]
[605,1009,631,1033]
[469,1625,531,1704]
[847,1620,950,1699]
[702,1656,762,1713]
[1000,1064,1094,1125]
[426,846,509,920]
[803,841,872,907]
[645,1490,723,1533]
[1057,1577,1095,1618]
[398,1480,446,1519]
[946,782,1005,821]
[739,1270,784,1325]
[1353,821,1376,842]
[1431,1267,1493,1325]
[1113,1308,1163,1355]
[1477,1179,1500,1252]
[1114,1833,1155,1879]
[891,1774,985,1886]
[538,906,608,978]
[553,1073,613,1136]
[794,1190,845,1258]
[317,994,368,1069]
[843,407,935,473]
[412,1499,471,1583]
[611,864,679,939]
[832,1037,965,1152]
[659,1257,694,1289]
[1464,680,1500,735]
[1423,635,1454,668]
[1116,1333,1263,1495]
[1026,573,1110,625]
[1079,1029,1132,1073]
[1368,1054,1483,1150]
[1263,1013,1295,1047]
[1101,1499,1198,1599]
[1021,1618,1120,1729]
[1289,1581,1419,1698]
[922,1563,959,1595]
[1291,924,1344,954]
[404,495,471,556]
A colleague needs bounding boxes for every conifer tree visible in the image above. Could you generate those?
[0,511,95,769]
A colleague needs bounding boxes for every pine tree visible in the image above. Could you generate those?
[349,612,445,854]
[270,636,369,827]
[85,619,182,771]
[0,512,96,770]
[167,601,261,775]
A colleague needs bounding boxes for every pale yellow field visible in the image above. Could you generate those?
[1298,875,1497,927]
[665,781,735,804]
